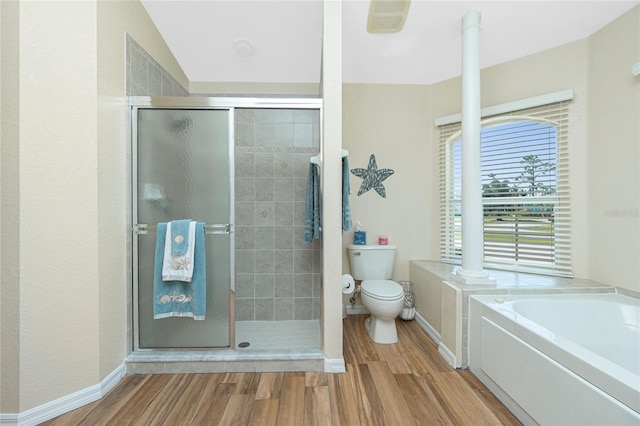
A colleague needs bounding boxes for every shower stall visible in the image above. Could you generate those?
[129,97,323,371]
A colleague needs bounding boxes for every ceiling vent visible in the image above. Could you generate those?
[367,0,411,34]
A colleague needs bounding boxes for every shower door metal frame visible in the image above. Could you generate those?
[128,96,323,353]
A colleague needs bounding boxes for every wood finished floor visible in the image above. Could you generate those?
[42,315,521,425]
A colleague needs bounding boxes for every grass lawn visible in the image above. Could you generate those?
[454,216,555,245]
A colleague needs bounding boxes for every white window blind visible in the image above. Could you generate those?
[438,100,572,277]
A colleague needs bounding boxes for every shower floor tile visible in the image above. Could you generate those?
[235,320,320,350]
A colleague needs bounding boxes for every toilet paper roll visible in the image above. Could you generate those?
[342,274,355,294]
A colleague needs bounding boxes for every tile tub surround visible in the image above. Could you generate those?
[409,260,619,368]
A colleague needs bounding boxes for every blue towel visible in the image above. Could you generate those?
[170,219,191,255]
[303,163,321,243]
[153,222,206,320]
[342,156,352,231]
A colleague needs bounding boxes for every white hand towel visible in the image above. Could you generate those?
[162,220,197,282]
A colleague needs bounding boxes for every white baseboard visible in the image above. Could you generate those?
[346,309,457,369]
[0,363,125,426]
[0,414,18,425]
[414,312,458,369]
[345,304,369,315]
[100,363,125,395]
[346,309,455,368]
[437,343,458,369]
[324,358,346,373]
[413,312,441,344]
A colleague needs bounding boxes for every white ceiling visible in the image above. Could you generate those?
[141,0,639,85]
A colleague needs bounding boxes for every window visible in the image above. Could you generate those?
[439,99,572,276]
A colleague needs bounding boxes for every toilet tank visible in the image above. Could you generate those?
[347,244,396,280]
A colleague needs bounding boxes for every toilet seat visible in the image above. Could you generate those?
[361,280,404,301]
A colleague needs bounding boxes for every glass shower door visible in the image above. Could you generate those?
[134,108,232,348]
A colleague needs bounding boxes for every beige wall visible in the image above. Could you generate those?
[0,0,186,414]
[16,1,100,411]
[191,81,320,96]
[408,262,441,331]
[321,0,344,362]
[342,84,435,282]
[96,0,187,382]
[342,6,640,305]
[1,0,21,414]
[587,6,640,292]
[2,0,638,417]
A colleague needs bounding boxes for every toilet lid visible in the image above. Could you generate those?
[361,280,404,301]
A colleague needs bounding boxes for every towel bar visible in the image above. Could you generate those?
[309,149,349,165]
[133,223,231,235]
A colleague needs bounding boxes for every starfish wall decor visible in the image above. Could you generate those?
[351,154,394,198]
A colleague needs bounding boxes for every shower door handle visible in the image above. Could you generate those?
[133,223,232,235]
[207,223,232,235]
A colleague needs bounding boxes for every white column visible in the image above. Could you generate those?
[321,0,346,372]
[454,11,494,285]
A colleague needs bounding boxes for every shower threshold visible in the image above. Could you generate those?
[126,320,323,374]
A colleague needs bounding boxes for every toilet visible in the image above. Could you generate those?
[347,244,405,344]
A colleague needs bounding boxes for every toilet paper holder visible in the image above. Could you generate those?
[342,274,355,295]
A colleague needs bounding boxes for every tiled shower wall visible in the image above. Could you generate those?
[234,109,322,321]
[126,35,321,322]
[126,34,189,97]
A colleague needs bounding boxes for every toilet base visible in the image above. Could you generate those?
[365,315,398,344]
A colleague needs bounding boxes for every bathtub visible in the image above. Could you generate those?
[469,292,640,426]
